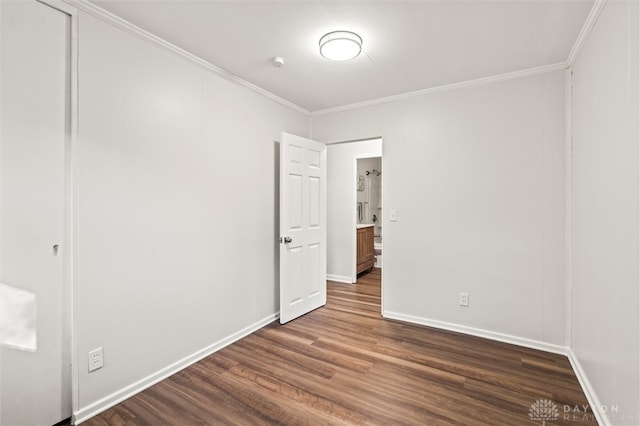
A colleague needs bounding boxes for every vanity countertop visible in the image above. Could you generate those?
[356,224,374,229]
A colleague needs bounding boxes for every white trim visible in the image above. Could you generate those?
[69,6,81,424]
[36,1,79,422]
[325,136,385,146]
[382,311,568,356]
[566,0,608,66]
[61,0,310,117]
[67,6,81,423]
[566,349,609,426]
[311,62,568,117]
[564,68,573,349]
[326,274,354,284]
[73,313,279,424]
[378,149,384,314]
[38,0,76,15]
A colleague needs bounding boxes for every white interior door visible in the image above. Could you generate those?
[0,1,71,424]
[279,133,326,324]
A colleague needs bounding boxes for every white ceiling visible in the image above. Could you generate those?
[92,0,594,112]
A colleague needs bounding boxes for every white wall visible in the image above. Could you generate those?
[570,1,639,424]
[313,71,567,348]
[327,139,382,283]
[76,12,308,416]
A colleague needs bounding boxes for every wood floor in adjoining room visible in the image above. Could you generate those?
[85,268,596,425]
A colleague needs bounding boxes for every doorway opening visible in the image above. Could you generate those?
[325,137,383,314]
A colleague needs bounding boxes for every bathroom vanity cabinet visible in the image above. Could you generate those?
[357,225,375,274]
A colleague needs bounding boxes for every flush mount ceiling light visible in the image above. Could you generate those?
[319,31,362,61]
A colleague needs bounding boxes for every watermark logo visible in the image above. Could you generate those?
[528,399,622,423]
[529,399,559,425]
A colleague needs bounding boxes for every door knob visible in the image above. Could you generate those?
[281,236,293,244]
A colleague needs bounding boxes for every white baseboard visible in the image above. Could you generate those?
[382,310,568,355]
[327,273,353,283]
[73,313,279,424]
[566,349,608,426]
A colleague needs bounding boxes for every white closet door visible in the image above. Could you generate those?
[1,1,71,424]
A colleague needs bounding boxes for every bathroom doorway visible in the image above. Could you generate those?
[325,137,382,312]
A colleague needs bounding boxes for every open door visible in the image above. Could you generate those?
[279,133,326,324]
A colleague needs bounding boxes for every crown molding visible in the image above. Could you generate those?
[567,0,608,66]
[62,0,594,118]
[311,62,568,117]
[62,0,311,117]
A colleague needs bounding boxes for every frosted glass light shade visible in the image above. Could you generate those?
[319,31,362,61]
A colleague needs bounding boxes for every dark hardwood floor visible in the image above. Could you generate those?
[84,269,596,425]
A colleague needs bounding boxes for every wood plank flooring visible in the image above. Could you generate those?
[84,269,596,425]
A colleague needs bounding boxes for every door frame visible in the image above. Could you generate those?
[36,0,79,420]
[324,136,383,314]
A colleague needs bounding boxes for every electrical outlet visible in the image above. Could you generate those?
[88,347,104,372]
[459,292,469,307]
